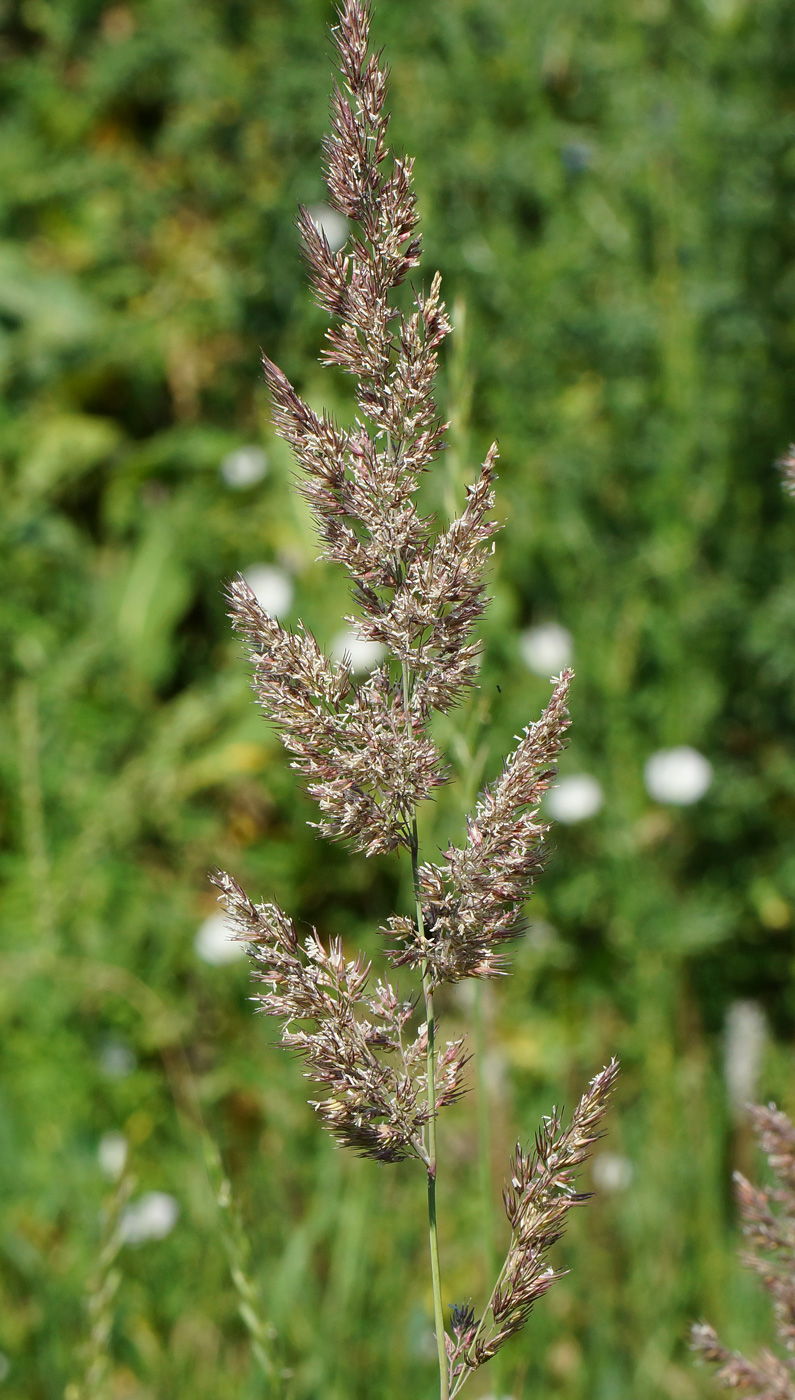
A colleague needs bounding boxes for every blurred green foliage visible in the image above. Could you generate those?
[1,0,795,1396]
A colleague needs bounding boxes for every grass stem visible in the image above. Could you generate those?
[401,649,448,1400]
[422,964,449,1400]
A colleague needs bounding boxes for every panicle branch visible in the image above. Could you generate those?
[212,871,466,1163]
[385,670,572,983]
[446,1060,619,1395]
[692,1103,795,1398]
[227,577,445,855]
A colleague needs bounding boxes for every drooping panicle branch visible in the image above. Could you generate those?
[385,670,573,983]
[692,1103,795,1399]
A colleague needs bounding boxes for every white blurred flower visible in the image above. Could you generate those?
[220,445,268,488]
[644,746,712,805]
[242,564,293,619]
[0,1353,9,1382]
[98,1132,128,1181]
[525,919,558,950]
[194,913,245,966]
[307,203,348,252]
[330,627,385,674]
[592,1151,633,1192]
[519,623,573,677]
[724,1000,767,1115]
[545,774,603,824]
[98,1039,136,1080]
[120,1191,179,1245]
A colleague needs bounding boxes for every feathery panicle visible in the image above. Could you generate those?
[385,670,572,983]
[218,4,617,1391]
[692,1103,795,1398]
[211,871,466,1163]
[446,1060,619,1395]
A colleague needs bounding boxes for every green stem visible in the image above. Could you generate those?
[472,981,502,1397]
[422,929,449,1400]
[400,652,448,1400]
[472,984,496,1286]
[15,678,54,947]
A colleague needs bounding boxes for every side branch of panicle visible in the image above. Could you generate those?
[260,354,423,598]
[385,670,572,983]
[356,443,500,716]
[211,871,466,1163]
[446,1060,619,1395]
[227,577,445,855]
[691,1102,795,1399]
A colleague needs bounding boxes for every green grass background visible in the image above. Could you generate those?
[1,0,795,1395]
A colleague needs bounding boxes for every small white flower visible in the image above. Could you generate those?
[194,913,246,966]
[220,445,268,488]
[545,774,603,824]
[519,623,573,676]
[592,1152,633,1192]
[242,564,293,619]
[120,1191,179,1245]
[330,627,385,674]
[98,1132,128,1181]
[724,1000,767,1115]
[98,1039,136,1080]
[0,1353,9,1382]
[307,202,348,252]
[644,746,712,805]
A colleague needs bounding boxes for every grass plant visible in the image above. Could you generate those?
[2,0,795,1395]
[213,5,617,1396]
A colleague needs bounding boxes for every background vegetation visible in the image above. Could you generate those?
[1,0,795,1396]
